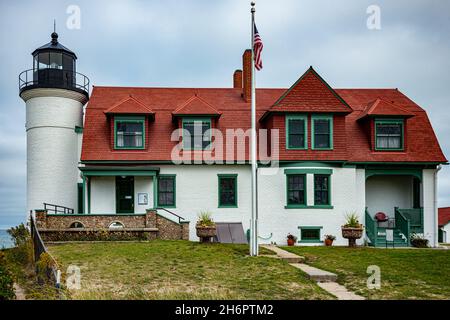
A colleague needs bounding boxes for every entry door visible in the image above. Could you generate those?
[116,176,134,213]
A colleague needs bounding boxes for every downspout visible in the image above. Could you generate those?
[434,165,442,247]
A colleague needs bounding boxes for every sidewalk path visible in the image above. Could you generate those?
[261,244,365,300]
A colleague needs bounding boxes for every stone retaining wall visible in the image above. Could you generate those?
[35,209,189,242]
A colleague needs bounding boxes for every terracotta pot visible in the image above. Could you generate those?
[287,238,295,246]
[341,226,364,247]
[324,239,333,246]
[196,225,217,242]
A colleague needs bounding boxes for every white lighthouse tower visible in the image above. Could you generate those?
[19,31,89,214]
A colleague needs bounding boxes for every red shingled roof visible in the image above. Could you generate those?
[358,98,415,120]
[263,67,352,118]
[81,69,447,163]
[172,94,221,117]
[439,207,450,227]
[104,95,154,115]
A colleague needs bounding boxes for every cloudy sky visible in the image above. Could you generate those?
[0,0,448,228]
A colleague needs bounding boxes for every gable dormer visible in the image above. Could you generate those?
[357,98,414,152]
[260,67,351,156]
[171,94,221,150]
[104,95,155,150]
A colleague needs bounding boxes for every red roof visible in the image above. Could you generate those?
[172,94,221,117]
[104,95,154,115]
[81,69,447,163]
[358,98,415,120]
[439,207,450,227]
[264,67,352,117]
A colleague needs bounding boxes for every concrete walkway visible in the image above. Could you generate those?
[261,244,365,300]
[14,283,26,300]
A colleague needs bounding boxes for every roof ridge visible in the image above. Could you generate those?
[104,95,154,114]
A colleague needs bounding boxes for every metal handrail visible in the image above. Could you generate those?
[19,68,90,94]
[155,207,185,224]
[44,203,74,214]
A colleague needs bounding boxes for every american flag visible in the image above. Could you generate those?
[253,23,263,71]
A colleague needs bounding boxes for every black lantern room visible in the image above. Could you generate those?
[19,32,89,99]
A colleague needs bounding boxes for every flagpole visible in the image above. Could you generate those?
[250,2,259,256]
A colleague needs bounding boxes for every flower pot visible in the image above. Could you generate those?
[324,239,333,246]
[341,226,364,247]
[196,225,217,243]
[287,238,295,246]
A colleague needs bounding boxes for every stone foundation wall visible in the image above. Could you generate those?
[35,209,189,241]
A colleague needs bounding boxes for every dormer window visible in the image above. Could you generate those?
[114,117,145,149]
[375,119,404,151]
[182,118,211,150]
[312,115,333,150]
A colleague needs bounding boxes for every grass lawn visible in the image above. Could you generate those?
[47,240,332,300]
[284,246,450,300]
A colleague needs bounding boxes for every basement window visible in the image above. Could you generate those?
[298,226,322,243]
[69,221,84,229]
[109,221,125,229]
[114,117,145,149]
[375,119,404,150]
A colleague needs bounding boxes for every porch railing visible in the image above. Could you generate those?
[395,208,410,246]
[44,203,74,214]
[395,207,423,233]
[365,208,378,245]
[156,207,185,224]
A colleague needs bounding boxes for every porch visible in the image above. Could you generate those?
[364,169,424,247]
[80,166,160,214]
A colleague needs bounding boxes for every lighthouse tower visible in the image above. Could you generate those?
[19,31,89,214]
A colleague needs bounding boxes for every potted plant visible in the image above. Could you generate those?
[196,211,216,243]
[324,234,336,246]
[287,233,297,246]
[341,212,364,247]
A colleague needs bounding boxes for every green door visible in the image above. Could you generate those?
[116,176,134,213]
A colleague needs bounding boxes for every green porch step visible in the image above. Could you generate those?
[369,228,409,247]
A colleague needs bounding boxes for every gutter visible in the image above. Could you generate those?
[434,165,442,247]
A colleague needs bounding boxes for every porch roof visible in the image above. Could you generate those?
[79,165,159,176]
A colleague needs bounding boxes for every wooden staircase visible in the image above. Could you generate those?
[370,228,409,247]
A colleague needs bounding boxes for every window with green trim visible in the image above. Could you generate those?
[157,175,176,207]
[182,118,211,150]
[299,227,322,242]
[287,174,306,206]
[286,115,307,149]
[375,120,404,150]
[114,117,145,149]
[312,115,333,149]
[314,174,330,205]
[218,175,237,207]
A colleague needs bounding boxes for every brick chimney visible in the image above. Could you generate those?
[233,70,243,89]
[242,49,252,102]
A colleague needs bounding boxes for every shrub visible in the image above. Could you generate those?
[0,252,15,300]
[197,211,215,227]
[7,223,30,247]
[410,234,429,248]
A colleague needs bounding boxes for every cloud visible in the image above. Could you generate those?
[0,0,449,227]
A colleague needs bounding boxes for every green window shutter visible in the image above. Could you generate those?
[218,174,238,207]
[114,116,146,150]
[182,118,212,150]
[312,115,333,150]
[314,174,331,206]
[157,175,176,208]
[286,174,306,206]
[286,115,307,149]
[375,119,404,151]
